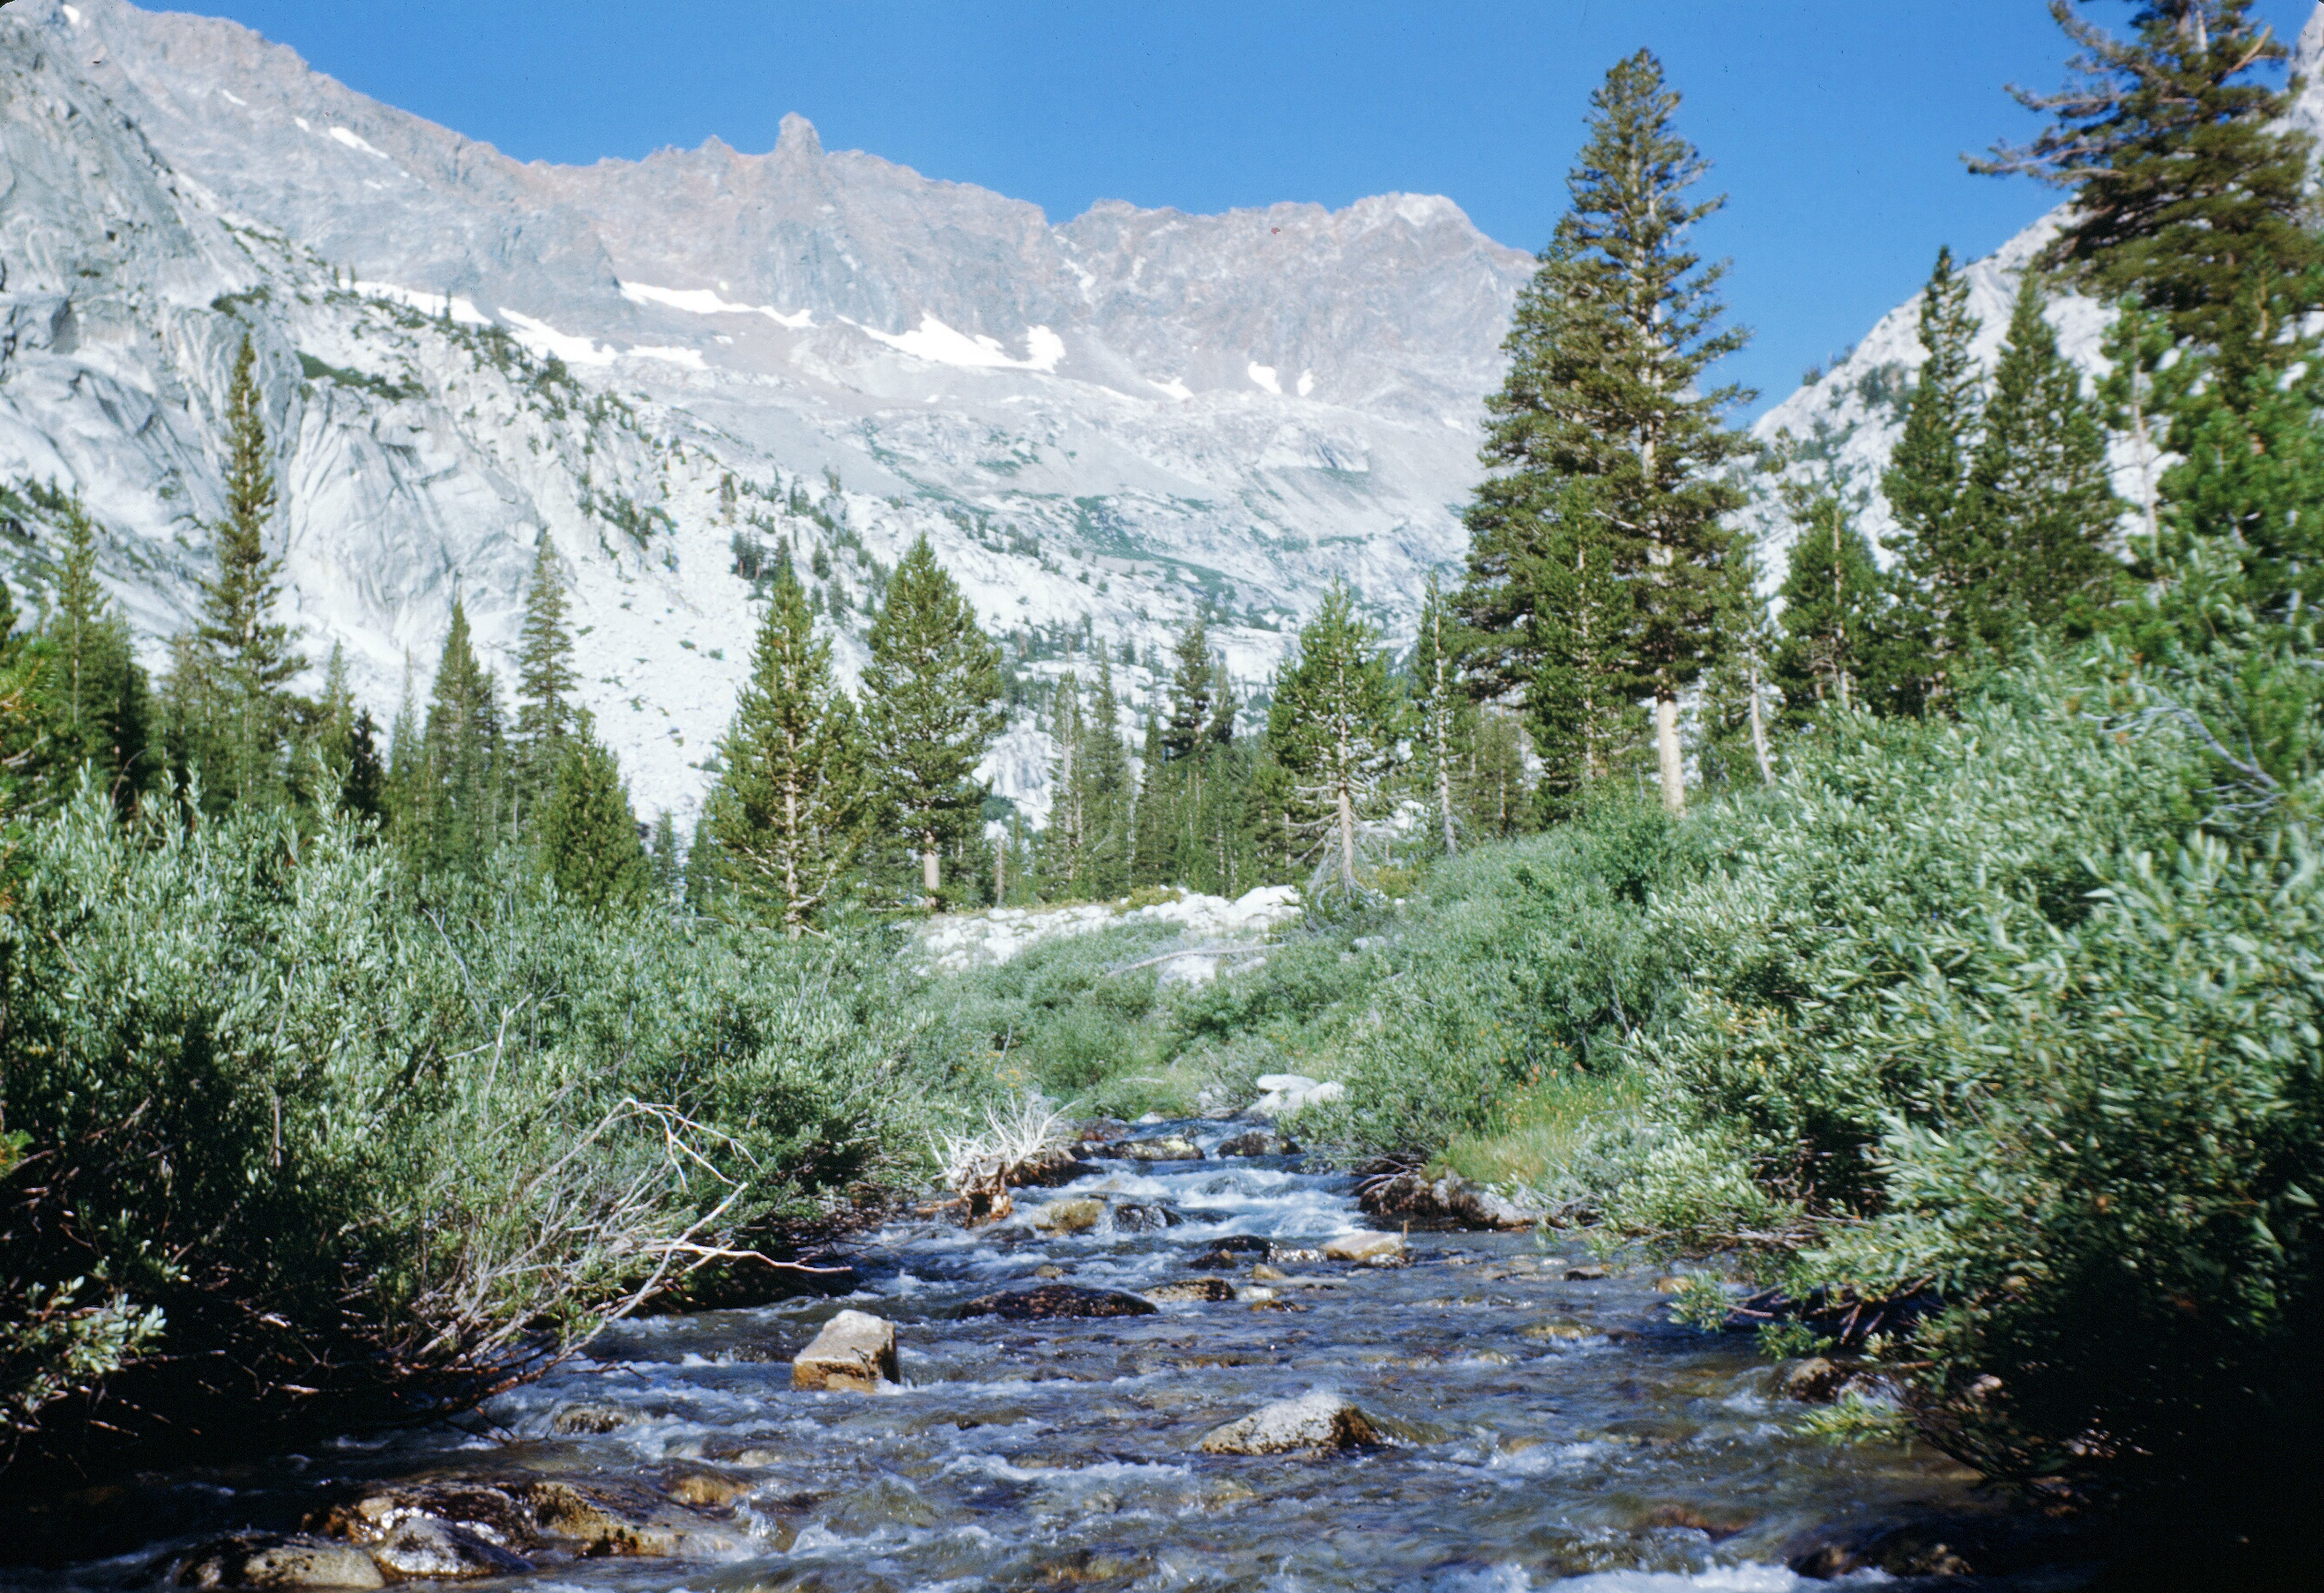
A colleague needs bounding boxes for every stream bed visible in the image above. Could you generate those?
[6,1120,2081,1592]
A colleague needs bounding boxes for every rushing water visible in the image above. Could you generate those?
[11,1121,2034,1592]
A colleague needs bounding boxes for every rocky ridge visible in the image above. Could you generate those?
[0,0,1533,827]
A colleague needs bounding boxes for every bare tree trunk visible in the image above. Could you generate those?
[1436,742,1459,857]
[1748,662,1773,784]
[1656,695,1685,815]
[1336,781,1359,893]
[922,833,942,908]
[994,831,1006,904]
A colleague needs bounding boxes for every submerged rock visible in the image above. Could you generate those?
[792,1309,901,1391]
[1144,1276,1236,1303]
[1216,1128,1296,1157]
[516,1479,744,1557]
[1189,1235,1271,1269]
[175,1536,386,1590]
[547,1402,632,1435]
[1111,1200,1180,1231]
[1197,1392,1383,1455]
[1109,1134,1203,1162]
[963,1284,1158,1319]
[1322,1231,1406,1264]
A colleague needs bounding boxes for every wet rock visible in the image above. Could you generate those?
[1639,1502,1754,1541]
[1034,1263,1066,1279]
[791,1309,900,1392]
[1076,1120,1129,1144]
[175,1535,385,1590]
[1023,1545,1154,1585]
[547,1401,631,1435]
[514,1480,744,1558]
[1111,1200,1180,1231]
[1248,1263,1287,1282]
[822,1475,940,1535]
[1565,1263,1609,1281]
[1215,1128,1295,1157]
[1781,1356,1848,1403]
[963,1283,1159,1319]
[1014,1145,1084,1186]
[1234,1285,1278,1303]
[1322,1231,1406,1264]
[1198,1391,1383,1455]
[369,1518,530,1580]
[658,1464,753,1508]
[1144,1276,1236,1303]
[1109,1134,1203,1162]
[1270,1245,1325,1264]
[1189,1235,1271,1268]
[1030,1197,1106,1234]
[311,1483,540,1557]
[1360,1169,1543,1229]
[1523,1319,1596,1343]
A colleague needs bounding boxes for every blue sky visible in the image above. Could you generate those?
[176,1,2317,417]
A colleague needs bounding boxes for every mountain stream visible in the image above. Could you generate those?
[11,1122,2042,1591]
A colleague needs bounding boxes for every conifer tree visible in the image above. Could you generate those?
[1041,672,1088,893]
[1773,490,1886,714]
[1963,272,2124,646]
[340,709,387,830]
[1458,52,1749,814]
[386,654,419,829]
[1081,655,1132,896]
[36,495,151,812]
[1162,615,1213,762]
[649,810,681,905]
[1267,583,1401,895]
[1410,573,1474,855]
[1463,711,1535,839]
[707,553,870,935]
[1513,478,1650,806]
[1129,715,1170,888]
[1882,247,1983,710]
[540,710,650,913]
[514,535,577,811]
[861,535,1004,906]
[1976,0,2320,371]
[196,336,303,808]
[416,600,504,877]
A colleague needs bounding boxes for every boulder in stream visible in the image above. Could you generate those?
[1197,1392,1383,1455]
[1030,1197,1105,1234]
[1322,1231,1406,1264]
[174,1535,386,1590]
[1109,1134,1204,1161]
[1216,1128,1296,1157]
[368,1518,531,1579]
[1143,1276,1236,1303]
[963,1283,1158,1319]
[791,1309,900,1391]
[1360,1169,1543,1229]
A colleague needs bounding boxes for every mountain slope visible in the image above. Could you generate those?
[1,0,1535,824]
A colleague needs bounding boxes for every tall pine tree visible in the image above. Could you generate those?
[708,552,871,935]
[1410,573,1474,855]
[415,599,504,877]
[1882,247,1983,711]
[514,535,578,816]
[1266,583,1401,895]
[861,535,1004,906]
[540,711,650,913]
[195,336,303,810]
[1773,489,1886,715]
[1458,51,1749,814]
[1976,0,2319,373]
[36,494,151,814]
[1962,272,2124,648]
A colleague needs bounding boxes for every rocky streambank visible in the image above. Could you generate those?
[7,1115,2093,1591]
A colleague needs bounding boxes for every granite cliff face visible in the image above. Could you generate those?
[0,0,1535,822]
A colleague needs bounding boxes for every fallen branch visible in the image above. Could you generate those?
[1103,943,1271,976]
